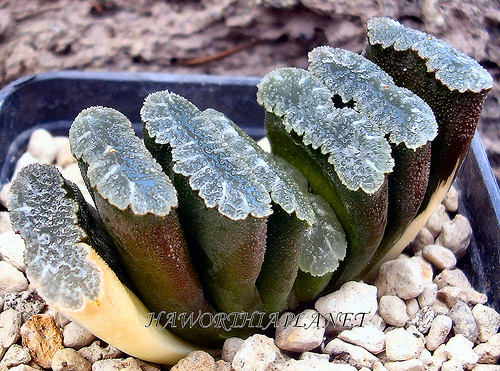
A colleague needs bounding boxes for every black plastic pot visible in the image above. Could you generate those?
[1,71,499,312]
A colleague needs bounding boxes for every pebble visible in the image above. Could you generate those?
[425,204,450,238]
[45,309,71,328]
[418,283,438,307]
[221,337,244,363]
[232,334,286,371]
[282,358,356,370]
[315,281,378,329]
[0,261,29,297]
[438,286,488,307]
[0,231,27,272]
[446,334,479,369]
[472,366,500,371]
[92,357,142,371]
[20,314,64,369]
[337,325,386,354]
[443,186,459,213]
[385,328,424,361]
[471,304,500,342]
[275,309,326,352]
[6,365,38,371]
[62,322,96,350]
[51,348,91,371]
[215,359,232,371]
[441,359,464,371]
[436,215,472,258]
[409,227,434,254]
[426,314,453,351]
[0,344,31,367]
[3,290,46,323]
[299,351,330,361]
[169,351,215,371]
[0,309,22,359]
[379,296,409,327]
[77,341,123,363]
[413,255,434,284]
[0,212,12,234]
[406,306,435,334]
[422,244,457,271]
[27,129,58,165]
[368,313,386,332]
[375,257,424,300]
[55,137,76,168]
[434,269,472,290]
[0,184,9,209]
[324,338,378,368]
[384,359,425,371]
[449,301,479,342]
[473,333,500,364]
[13,153,38,179]
[431,299,450,315]
[406,298,420,317]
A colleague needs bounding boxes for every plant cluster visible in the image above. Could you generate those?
[7,17,492,364]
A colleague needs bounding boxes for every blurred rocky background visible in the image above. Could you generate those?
[0,0,499,179]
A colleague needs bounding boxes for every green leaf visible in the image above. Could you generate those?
[8,164,198,364]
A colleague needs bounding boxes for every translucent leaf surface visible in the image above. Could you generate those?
[69,107,177,217]
[8,164,100,310]
[308,46,438,149]
[141,91,315,223]
[257,68,394,194]
[366,17,493,93]
[300,194,347,276]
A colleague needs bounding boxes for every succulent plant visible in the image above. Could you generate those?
[7,17,492,364]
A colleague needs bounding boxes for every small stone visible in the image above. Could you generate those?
[338,325,386,354]
[170,351,216,371]
[3,290,46,322]
[446,334,479,369]
[275,309,326,352]
[406,306,435,334]
[438,286,487,307]
[472,366,500,371]
[62,322,96,350]
[135,359,161,371]
[256,137,271,153]
[214,359,231,371]
[0,344,31,367]
[13,154,38,179]
[449,302,479,342]
[7,365,38,371]
[0,261,29,296]
[315,281,378,329]
[431,299,450,315]
[20,314,64,369]
[324,338,378,368]
[283,358,356,370]
[60,163,84,185]
[441,360,464,371]
[27,129,57,164]
[385,328,424,361]
[0,231,27,272]
[473,333,500,364]
[45,309,71,329]
[299,352,330,361]
[375,257,424,300]
[422,245,457,271]
[51,348,91,371]
[436,215,472,258]
[0,309,22,359]
[0,212,12,234]
[373,361,390,371]
[409,227,435,254]
[92,357,142,371]
[368,313,386,332]
[425,204,450,238]
[471,304,500,342]
[379,295,409,327]
[434,269,472,290]
[384,359,425,371]
[0,184,9,209]
[425,314,453,351]
[418,284,438,308]
[406,298,420,317]
[54,137,76,168]
[232,334,286,371]
[413,256,434,284]
[77,341,123,363]
[443,185,459,213]
[221,337,244,363]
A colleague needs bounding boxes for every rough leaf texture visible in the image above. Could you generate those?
[69,107,178,217]
[141,91,315,223]
[366,17,493,93]
[8,164,100,310]
[308,46,438,149]
[257,67,394,194]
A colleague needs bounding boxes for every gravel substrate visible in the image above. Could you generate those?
[0,129,499,370]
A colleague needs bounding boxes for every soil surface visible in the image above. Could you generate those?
[1,0,499,177]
